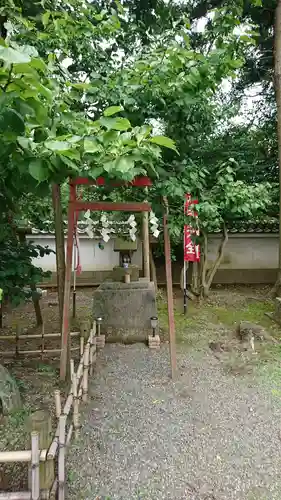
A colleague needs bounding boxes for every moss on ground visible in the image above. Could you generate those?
[157,289,281,385]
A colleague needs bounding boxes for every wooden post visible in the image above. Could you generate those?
[30,283,43,327]
[163,207,177,379]
[58,415,66,500]
[142,210,150,280]
[27,411,54,494]
[60,184,76,381]
[72,242,77,319]
[31,431,40,500]
[52,183,66,330]
[149,246,158,293]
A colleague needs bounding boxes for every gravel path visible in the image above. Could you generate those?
[67,343,281,500]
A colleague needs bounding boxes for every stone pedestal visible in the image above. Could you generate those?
[93,281,158,342]
[148,334,160,349]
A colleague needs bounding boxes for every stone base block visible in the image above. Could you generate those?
[148,334,160,349]
[96,334,105,349]
[93,281,158,342]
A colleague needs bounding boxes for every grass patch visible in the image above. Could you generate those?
[8,407,30,427]
[157,296,202,345]
[37,362,57,374]
[211,300,275,328]
[157,290,280,364]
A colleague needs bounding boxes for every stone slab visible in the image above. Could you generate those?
[93,281,157,341]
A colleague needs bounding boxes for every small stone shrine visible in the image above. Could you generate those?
[93,237,158,342]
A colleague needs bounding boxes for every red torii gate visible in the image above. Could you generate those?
[60,176,176,380]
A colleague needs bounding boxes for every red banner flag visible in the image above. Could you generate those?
[184,194,200,262]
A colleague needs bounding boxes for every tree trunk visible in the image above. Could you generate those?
[30,283,43,326]
[18,231,43,326]
[201,225,228,297]
[191,261,200,295]
[272,0,281,296]
[52,184,65,329]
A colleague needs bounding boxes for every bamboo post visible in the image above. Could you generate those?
[89,336,96,376]
[142,209,150,280]
[72,370,80,439]
[79,335,84,357]
[49,478,58,500]
[82,342,90,403]
[27,411,54,494]
[54,390,61,419]
[70,359,75,382]
[31,431,40,500]
[58,414,66,500]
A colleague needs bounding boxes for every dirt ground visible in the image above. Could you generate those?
[0,289,93,491]
[1,285,280,496]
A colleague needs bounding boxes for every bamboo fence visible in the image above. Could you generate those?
[0,328,81,357]
[0,321,99,500]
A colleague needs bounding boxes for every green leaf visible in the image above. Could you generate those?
[45,140,71,151]
[99,116,131,131]
[13,63,39,77]
[60,156,79,171]
[0,46,31,64]
[103,105,124,117]
[102,130,119,146]
[89,166,104,178]
[114,156,135,173]
[136,125,152,145]
[0,109,25,134]
[30,58,47,73]
[42,11,51,28]
[84,138,102,153]
[37,83,52,101]
[149,136,178,151]
[17,136,31,150]
[29,159,48,182]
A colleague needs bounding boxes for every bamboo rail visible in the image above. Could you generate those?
[0,321,100,500]
[0,326,81,359]
[0,331,80,341]
[1,347,80,356]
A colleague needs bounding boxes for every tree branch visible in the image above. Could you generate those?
[205,223,228,290]
[201,229,208,289]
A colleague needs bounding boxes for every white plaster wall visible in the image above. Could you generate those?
[27,233,279,273]
[207,234,279,269]
[26,234,143,272]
